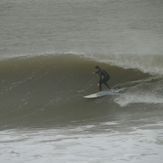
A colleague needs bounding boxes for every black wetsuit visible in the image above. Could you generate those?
[96,69,110,91]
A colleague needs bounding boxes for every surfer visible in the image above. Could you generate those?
[95,66,110,91]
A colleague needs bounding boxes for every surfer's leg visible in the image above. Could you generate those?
[104,82,110,89]
[104,78,110,89]
[98,80,102,91]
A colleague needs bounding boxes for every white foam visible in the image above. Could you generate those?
[0,124,163,163]
[115,93,163,107]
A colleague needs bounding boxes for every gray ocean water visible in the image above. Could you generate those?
[0,0,163,162]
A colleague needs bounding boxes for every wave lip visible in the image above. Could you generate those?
[94,54,163,76]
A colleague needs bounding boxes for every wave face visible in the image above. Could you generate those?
[0,55,163,129]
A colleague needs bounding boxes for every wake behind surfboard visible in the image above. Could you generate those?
[84,89,120,99]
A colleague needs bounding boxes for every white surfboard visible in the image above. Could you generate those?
[84,90,119,99]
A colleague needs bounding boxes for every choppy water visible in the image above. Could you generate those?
[0,0,163,162]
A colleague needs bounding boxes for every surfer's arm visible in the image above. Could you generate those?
[95,69,100,75]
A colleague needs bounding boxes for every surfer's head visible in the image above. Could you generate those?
[95,65,101,70]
